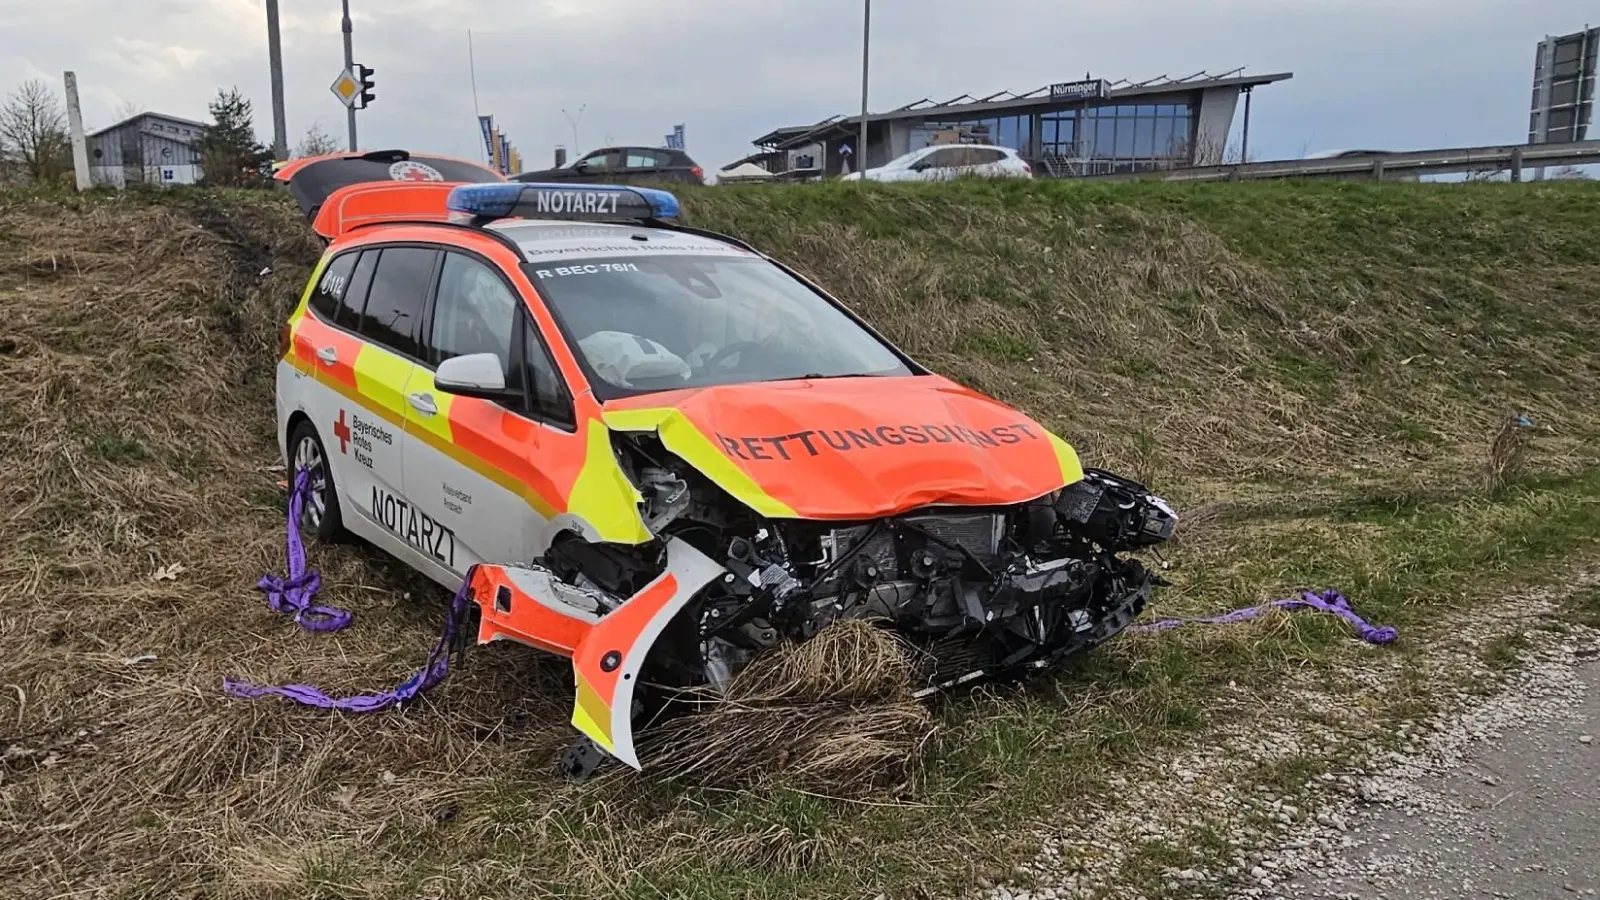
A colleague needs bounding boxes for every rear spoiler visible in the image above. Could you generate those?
[310,182,460,240]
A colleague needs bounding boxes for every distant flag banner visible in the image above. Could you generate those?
[510,147,522,173]
[665,123,685,150]
[499,134,511,174]
[490,127,503,173]
[478,115,495,162]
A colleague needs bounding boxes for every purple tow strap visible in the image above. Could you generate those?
[256,468,352,633]
[1130,588,1398,645]
[223,467,474,712]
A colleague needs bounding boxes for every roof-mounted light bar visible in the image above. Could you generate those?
[444,182,680,225]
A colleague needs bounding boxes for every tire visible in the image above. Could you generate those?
[287,419,346,544]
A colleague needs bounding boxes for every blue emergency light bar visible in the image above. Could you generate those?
[445,182,680,223]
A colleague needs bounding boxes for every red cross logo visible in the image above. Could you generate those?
[389,161,443,182]
[333,409,351,454]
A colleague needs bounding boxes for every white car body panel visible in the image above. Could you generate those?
[844,144,1033,183]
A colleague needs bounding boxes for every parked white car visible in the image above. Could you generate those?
[842,144,1034,182]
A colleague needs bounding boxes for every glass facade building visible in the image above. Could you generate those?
[918,103,1193,175]
[746,71,1292,179]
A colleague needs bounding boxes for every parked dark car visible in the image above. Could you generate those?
[512,146,706,185]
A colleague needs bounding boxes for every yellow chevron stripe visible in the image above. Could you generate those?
[566,422,652,545]
[398,366,457,446]
[283,256,327,357]
[1047,430,1086,485]
[571,674,614,751]
[308,360,559,522]
[352,345,416,425]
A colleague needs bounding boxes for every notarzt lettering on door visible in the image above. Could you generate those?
[371,487,457,567]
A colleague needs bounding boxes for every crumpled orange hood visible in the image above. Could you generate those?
[601,375,1084,521]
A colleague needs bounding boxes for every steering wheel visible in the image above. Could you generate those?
[704,340,766,370]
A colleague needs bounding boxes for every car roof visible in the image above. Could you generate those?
[336,218,757,265]
[486,220,755,264]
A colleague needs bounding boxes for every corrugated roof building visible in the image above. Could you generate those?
[87,112,207,188]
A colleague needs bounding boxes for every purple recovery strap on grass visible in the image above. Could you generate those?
[222,577,473,712]
[1130,588,1398,644]
[223,467,474,712]
[259,468,352,633]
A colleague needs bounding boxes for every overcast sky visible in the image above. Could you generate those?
[0,0,1584,172]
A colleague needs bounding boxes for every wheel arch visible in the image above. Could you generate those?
[284,409,316,466]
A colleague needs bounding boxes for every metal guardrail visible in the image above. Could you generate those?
[1076,139,1600,183]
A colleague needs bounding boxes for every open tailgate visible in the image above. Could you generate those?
[274,149,506,225]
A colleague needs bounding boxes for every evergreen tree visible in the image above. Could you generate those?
[196,87,269,186]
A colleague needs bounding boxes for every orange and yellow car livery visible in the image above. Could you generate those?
[273,166,1175,772]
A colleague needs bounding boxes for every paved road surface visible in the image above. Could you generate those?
[1290,662,1598,899]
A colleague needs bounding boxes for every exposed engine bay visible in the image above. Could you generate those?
[538,434,1179,699]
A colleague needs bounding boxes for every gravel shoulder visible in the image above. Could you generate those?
[976,575,1600,900]
[1279,660,1598,900]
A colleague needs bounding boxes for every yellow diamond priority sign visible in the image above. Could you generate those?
[330,68,360,108]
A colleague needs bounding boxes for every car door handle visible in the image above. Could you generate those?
[316,346,337,365]
[408,392,438,416]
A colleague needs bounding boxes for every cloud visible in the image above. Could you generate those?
[0,0,1582,166]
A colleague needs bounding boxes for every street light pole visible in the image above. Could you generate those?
[342,0,357,151]
[857,0,870,176]
[562,105,586,153]
[266,0,288,160]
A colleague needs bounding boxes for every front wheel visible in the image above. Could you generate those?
[287,419,345,544]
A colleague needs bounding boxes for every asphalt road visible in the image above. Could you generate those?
[1289,661,1599,899]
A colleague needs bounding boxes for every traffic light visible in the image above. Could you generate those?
[356,64,375,109]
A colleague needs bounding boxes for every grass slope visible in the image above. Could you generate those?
[2,179,1598,900]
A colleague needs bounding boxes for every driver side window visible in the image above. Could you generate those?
[428,252,518,374]
[523,320,575,430]
[576,151,617,172]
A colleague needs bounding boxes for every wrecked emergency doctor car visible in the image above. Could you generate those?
[272,161,1177,771]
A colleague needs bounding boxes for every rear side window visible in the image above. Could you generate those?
[336,250,378,328]
[970,148,1007,164]
[624,151,661,169]
[358,247,439,360]
[309,253,358,322]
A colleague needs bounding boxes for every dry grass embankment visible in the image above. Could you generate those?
[2,179,1598,899]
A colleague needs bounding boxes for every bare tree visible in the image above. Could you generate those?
[295,121,338,158]
[1222,138,1258,165]
[112,98,145,123]
[0,78,72,184]
[1190,129,1226,167]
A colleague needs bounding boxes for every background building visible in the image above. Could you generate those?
[741,69,1292,179]
[86,112,206,188]
[1530,26,1596,146]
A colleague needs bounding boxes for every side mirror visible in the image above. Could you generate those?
[435,353,516,402]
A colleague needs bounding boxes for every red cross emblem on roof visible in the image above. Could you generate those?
[389,160,443,182]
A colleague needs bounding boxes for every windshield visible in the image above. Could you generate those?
[523,254,915,398]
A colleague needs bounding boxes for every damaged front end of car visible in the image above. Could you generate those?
[468,426,1177,773]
